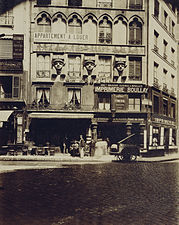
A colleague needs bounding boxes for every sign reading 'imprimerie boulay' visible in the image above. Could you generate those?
[94,84,148,93]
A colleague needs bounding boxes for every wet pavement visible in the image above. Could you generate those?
[0,161,178,225]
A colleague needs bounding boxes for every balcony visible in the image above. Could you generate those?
[37,70,50,78]
[0,16,13,26]
[153,77,160,89]
[163,53,167,60]
[97,2,112,8]
[163,83,168,93]
[153,45,159,53]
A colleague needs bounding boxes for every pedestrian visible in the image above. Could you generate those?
[79,135,85,158]
[106,137,111,154]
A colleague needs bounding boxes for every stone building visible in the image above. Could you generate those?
[0,0,178,155]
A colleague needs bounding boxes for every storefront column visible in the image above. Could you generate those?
[126,122,132,144]
[140,123,145,148]
[91,120,98,142]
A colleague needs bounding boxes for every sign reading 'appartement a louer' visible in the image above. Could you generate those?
[34,32,89,43]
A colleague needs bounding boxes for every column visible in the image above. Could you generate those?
[140,123,145,148]
[126,122,132,144]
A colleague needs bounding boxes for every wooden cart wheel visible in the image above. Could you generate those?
[117,155,124,161]
[130,154,137,161]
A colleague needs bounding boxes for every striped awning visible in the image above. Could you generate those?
[0,110,13,121]
[29,112,94,119]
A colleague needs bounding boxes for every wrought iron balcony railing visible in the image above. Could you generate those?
[0,16,13,26]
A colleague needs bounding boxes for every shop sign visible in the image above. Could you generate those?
[152,117,176,126]
[33,43,145,55]
[0,60,23,71]
[13,34,24,60]
[34,32,89,43]
[95,84,148,94]
[115,94,127,110]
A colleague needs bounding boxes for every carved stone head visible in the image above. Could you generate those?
[52,59,65,75]
[84,60,96,75]
[114,61,127,74]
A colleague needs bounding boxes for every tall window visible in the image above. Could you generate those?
[163,69,167,88]
[129,0,143,9]
[129,19,142,45]
[163,40,168,60]
[171,103,175,119]
[164,11,168,29]
[0,9,13,26]
[99,17,112,44]
[68,0,82,6]
[163,99,168,116]
[68,15,82,34]
[129,57,142,80]
[154,30,159,52]
[97,0,112,8]
[128,97,140,111]
[171,21,175,37]
[37,13,51,32]
[171,48,175,66]
[0,76,20,99]
[36,88,50,107]
[98,93,110,110]
[154,62,159,86]
[154,0,159,18]
[37,55,50,78]
[153,95,159,114]
[98,56,111,80]
[68,89,81,107]
[68,55,81,78]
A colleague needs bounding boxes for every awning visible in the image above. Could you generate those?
[29,112,94,119]
[0,110,13,122]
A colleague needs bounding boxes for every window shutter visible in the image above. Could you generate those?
[13,76,20,98]
[136,59,141,78]
[0,39,13,59]
[136,27,142,44]
[129,0,135,8]
[129,60,134,77]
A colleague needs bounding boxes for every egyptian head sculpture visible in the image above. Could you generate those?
[114,61,127,75]
[52,59,65,75]
[83,60,96,75]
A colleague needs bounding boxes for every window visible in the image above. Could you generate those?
[68,55,81,78]
[128,97,140,111]
[37,13,51,32]
[0,9,13,26]
[154,30,159,52]
[98,93,110,110]
[163,69,167,90]
[153,95,159,114]
[97,0,112,8]
[129,0,143,9]
[154,0,159,18]
[37,0,51,5]
[37,55,50,78]
[98,56,111,80]
[172,21,175,37]
[153,62,159,86]
[171,48,175,66]
[153,127,159,146]
[0,76,20,99]
[163,99,168,116]
[68,15,82,34]
[129,57,142,80]
[36,88,50,107]
[171,103,175,119]
[68,0,82,6]
[164,11,168,29]
[163,40,168,59]
[68,89,81,107]
[129,19,142,45]
[99,17,112,44]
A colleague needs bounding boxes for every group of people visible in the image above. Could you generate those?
[62,135,96,158]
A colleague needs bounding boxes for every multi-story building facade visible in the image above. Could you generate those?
[0,0,178,155]
[23,0,178,154]
[0,1,31,148]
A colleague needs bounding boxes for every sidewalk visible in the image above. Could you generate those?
[0,152,178,163]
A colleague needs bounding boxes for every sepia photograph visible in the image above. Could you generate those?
[0,0,178,224]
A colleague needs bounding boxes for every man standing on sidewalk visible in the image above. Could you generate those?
[79,135,85,158]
